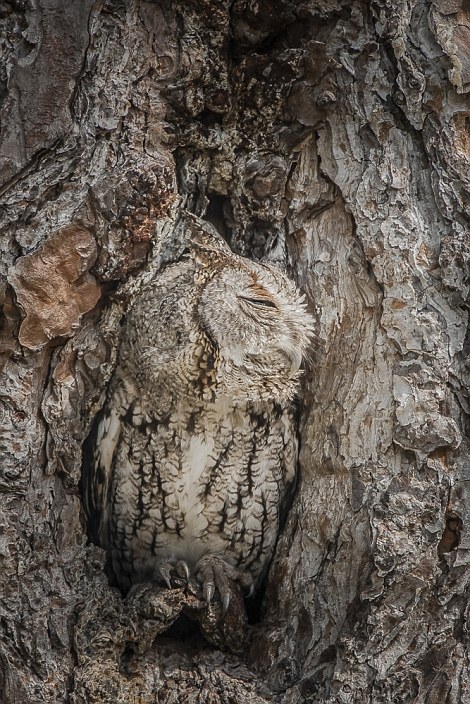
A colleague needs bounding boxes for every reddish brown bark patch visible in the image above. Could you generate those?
[8,226,101,350]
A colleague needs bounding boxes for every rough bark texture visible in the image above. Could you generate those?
[0,0,468,702]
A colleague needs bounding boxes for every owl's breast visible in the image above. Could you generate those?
[110,396,297,586]
[175,400,295,572]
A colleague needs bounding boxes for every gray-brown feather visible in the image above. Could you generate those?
[84,221,314,592]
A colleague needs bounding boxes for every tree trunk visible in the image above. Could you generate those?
[1,1,468,702]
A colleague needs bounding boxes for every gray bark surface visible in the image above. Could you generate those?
[0,1,468,702]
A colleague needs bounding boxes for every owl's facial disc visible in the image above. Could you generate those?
[199,262,313,384]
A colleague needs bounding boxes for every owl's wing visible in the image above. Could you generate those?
[82,394,123,550]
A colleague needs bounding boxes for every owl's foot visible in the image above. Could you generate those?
[156,559,190,589]
[195,555,254,615]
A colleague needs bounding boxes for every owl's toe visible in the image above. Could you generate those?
[156,561,173,589]
[156,559,190,588]
[175,559,190,580]
[196,557,230,609]
[195,555,254,616]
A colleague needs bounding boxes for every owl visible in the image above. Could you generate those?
[83,214,315,612]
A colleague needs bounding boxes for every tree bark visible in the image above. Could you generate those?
[1,1,468,702]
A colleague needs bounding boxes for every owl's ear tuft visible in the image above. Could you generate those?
[183,212,233,266]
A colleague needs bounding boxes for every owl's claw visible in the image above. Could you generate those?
[204,581,215,605]
[195,555,254,617]
[157,562,173,590]
[156,559,190,589]
[222,593,230,616]
[176,560,190,580]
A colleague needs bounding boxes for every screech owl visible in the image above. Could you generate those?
[83,214,315,611]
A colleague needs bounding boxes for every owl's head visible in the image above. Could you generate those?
[192,231,315,404]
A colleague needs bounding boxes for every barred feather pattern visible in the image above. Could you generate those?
[92,379,297,590]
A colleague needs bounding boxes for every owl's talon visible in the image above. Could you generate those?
[176,560,190,581]
[204,582,215,604]
[222,593,230,616]
[196,555,253,616]
[157,562,173,590]
[156,559,191,589]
